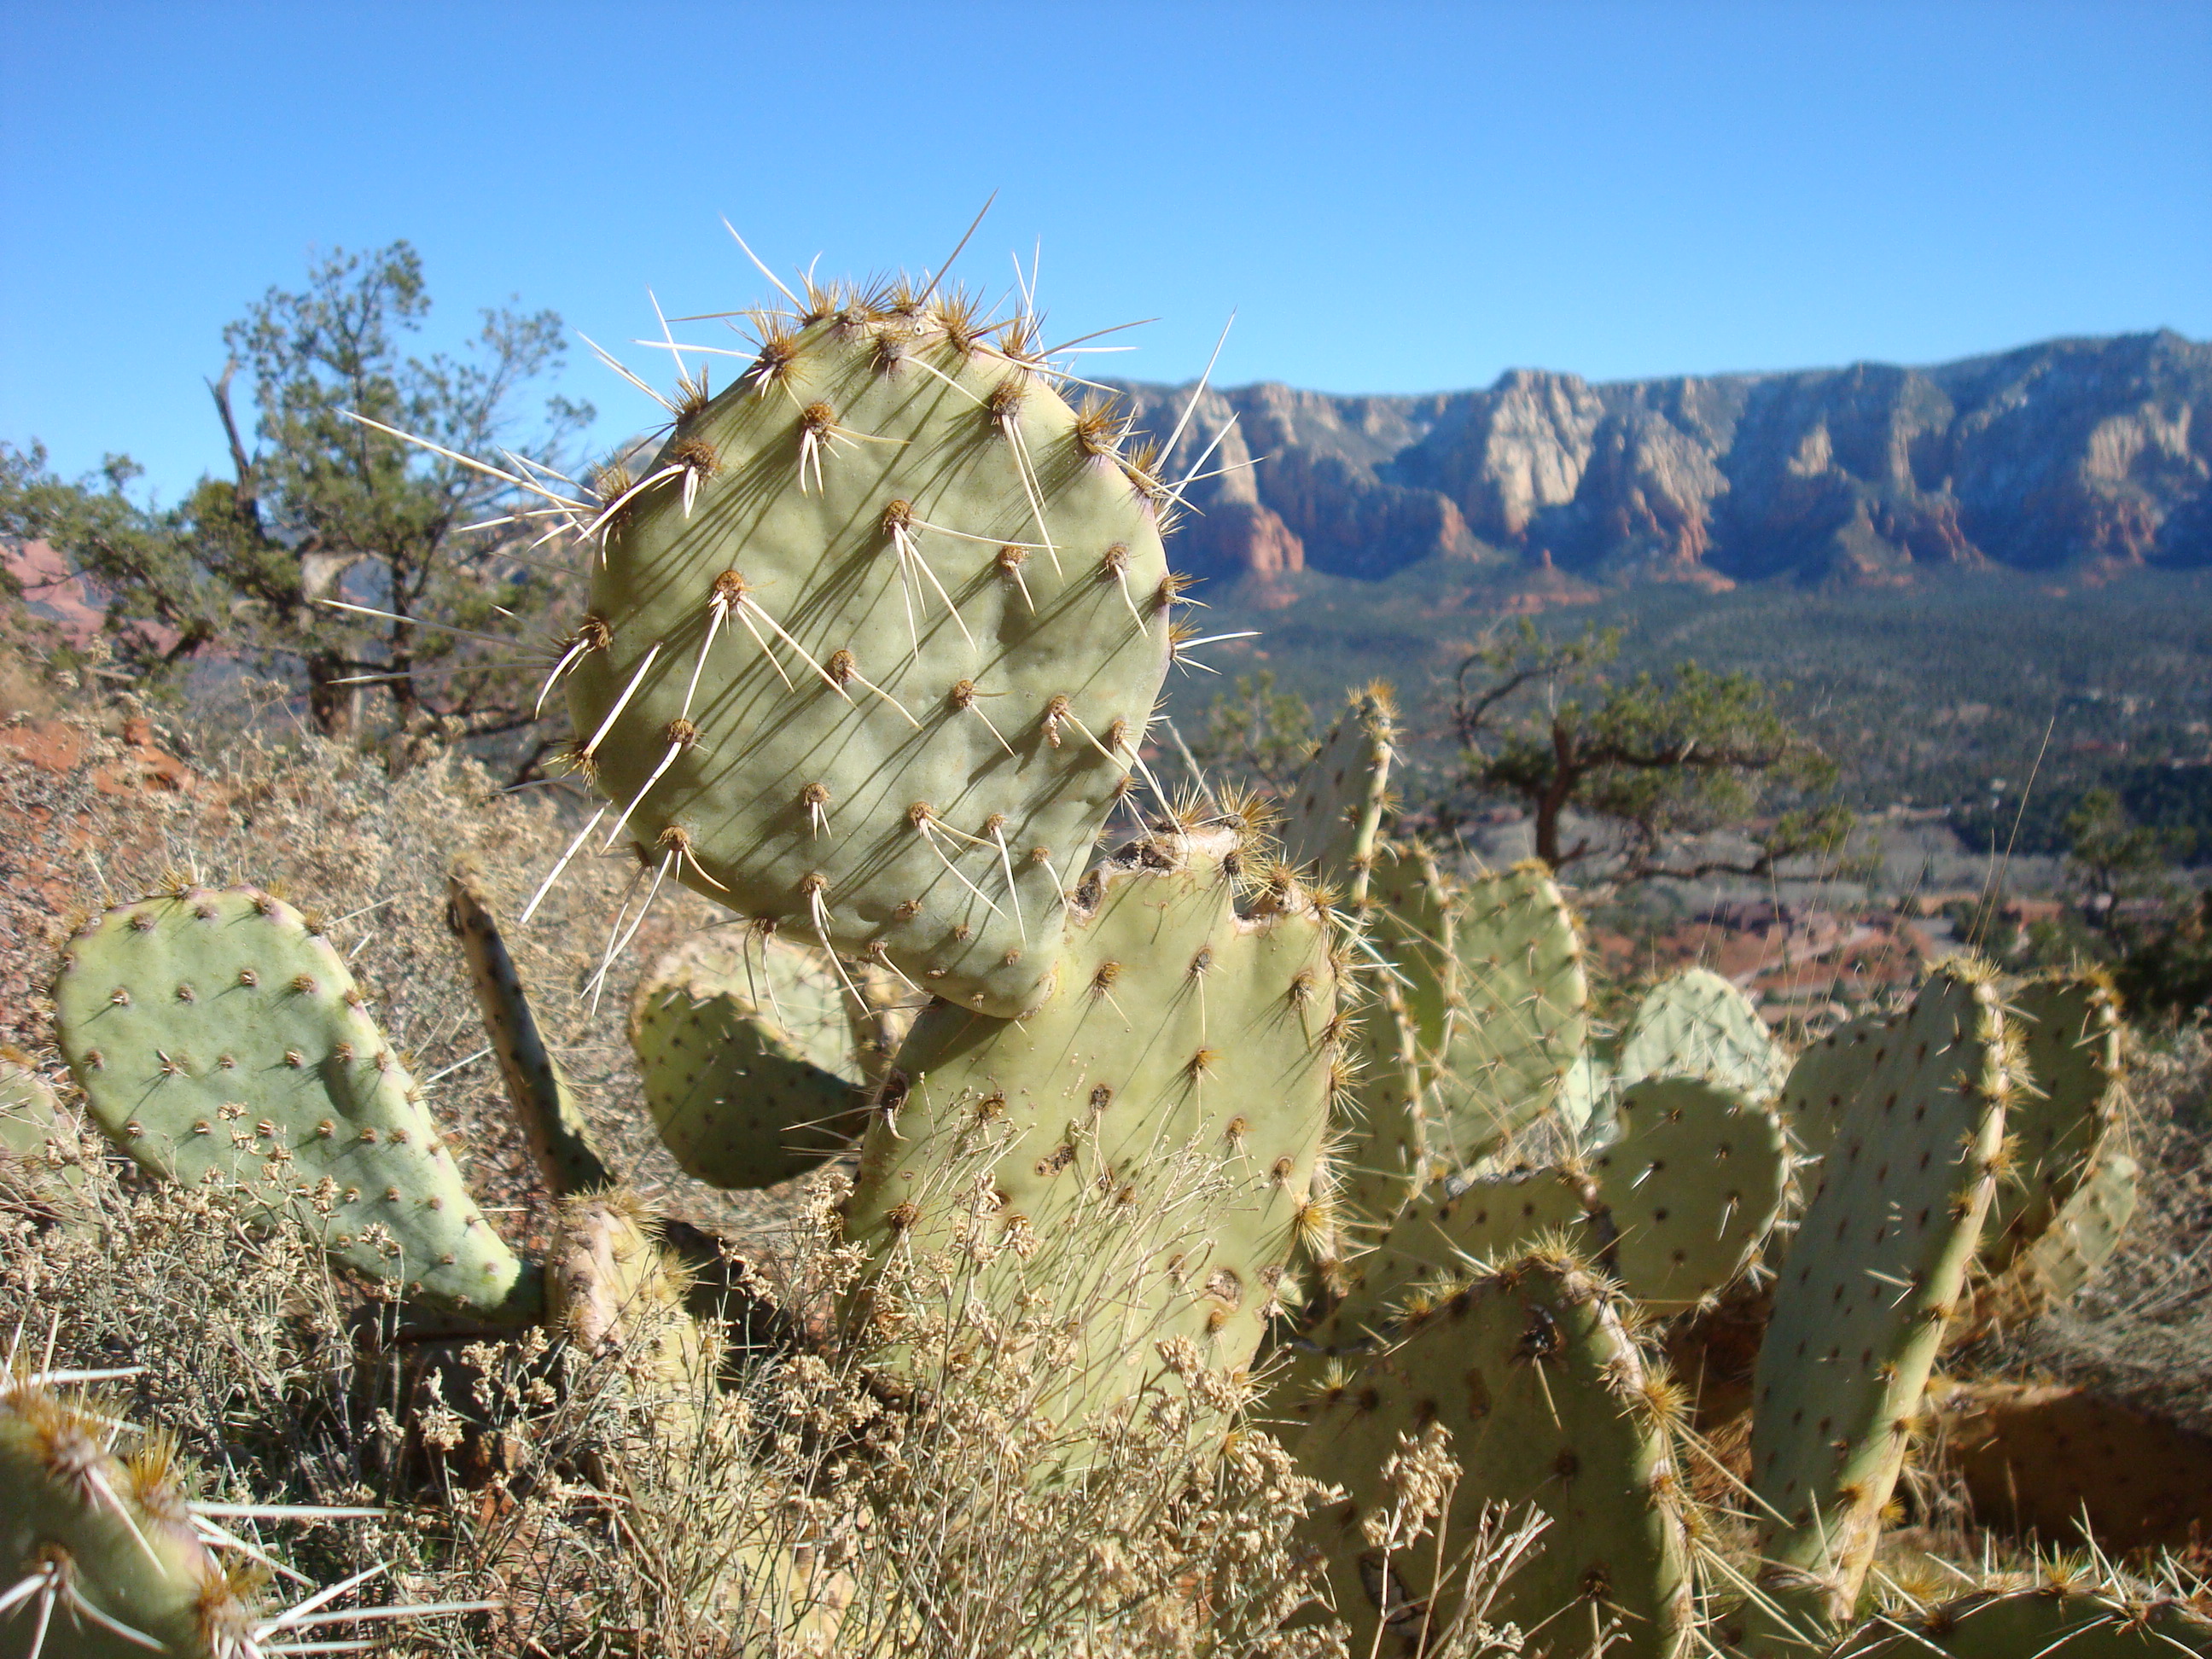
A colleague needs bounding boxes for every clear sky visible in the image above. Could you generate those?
[3,1,2207,502]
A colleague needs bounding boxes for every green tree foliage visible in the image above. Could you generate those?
[0,242,591,744]
[1186,668,1318,795]
[1447,620,1850,879]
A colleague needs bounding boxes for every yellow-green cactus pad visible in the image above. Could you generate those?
[629,932,868,1190]
[1289,1253,1693,1659]
[565,290,1178,1018]
[1744,959,2013,1641]
[843,824,1338,1436]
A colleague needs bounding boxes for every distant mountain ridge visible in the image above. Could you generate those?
[1109,329,2211,590]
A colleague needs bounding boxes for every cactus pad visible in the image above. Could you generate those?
[446,863,611,1196]
[1593,1076,1791,1313]
[629,933,870,1190]
[2016,1148,2138,1307]
[1745,959,2013,1639]
[1615,967,1787,1102]
[843,824,1338,1427]
[1829,1574,2212,1656]
[1776,1013,1884,1165]
[564,295,1177,1017]
[1982,974,2122,1273]
[1365,838,1456,1062]
[2,1384,249,1658]
[1433,861,1590,1164]
[53,886,536,1319]
[1289,1166,1599,1386]
[1290,1254,1692,1659]
[545,1192,711,1441]
[1280,683,1394,906]
[1335,980,1429,1231]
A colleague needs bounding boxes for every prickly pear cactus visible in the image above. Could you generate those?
[2,1384,250,1657]
[1284,1166,1599,1391]
[1279,683,1394,906]
[1827,1570,2212,1656]
[1740,959,2014,1646]
[1776,1012,1883,1165]
[629,933,870,1191]
[562,288,1178,1018]
[1432,861,1590,1165]
[1615,966,1788,1103]
[1289,1252,1693,1659]
[0,1052,83,1195]
[545,1191,711,1443]
[1365,838,1455,1063]
[53,886,537,1320]
[446,861,611,1196]
[1336,980,1429,1231]
[842,824,1339,1433]
[1982,973,2122,1273]
[1592,1075,1790,1313]
[2014,1147,2139,1307]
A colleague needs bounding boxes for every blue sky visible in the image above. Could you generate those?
[3,2,2206,502]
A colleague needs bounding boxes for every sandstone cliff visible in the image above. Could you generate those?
[1112,329,2210,588]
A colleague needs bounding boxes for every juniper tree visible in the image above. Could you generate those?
[0,242,591,747]
[1447,619,1850,880]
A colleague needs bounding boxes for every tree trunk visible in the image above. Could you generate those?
[306,648,358,736]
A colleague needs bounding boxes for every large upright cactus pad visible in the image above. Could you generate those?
[843,824,1337,1430]
[1593,1076,1790,1313]
[1743,960,2013,1642]
[565,295,1177,1017]
[1290,1254,1692,1659]
[1615,966,1787,1101]
[1433,862,1589,1164]
[1365,839,1455,1062]
[53,887,536,1319]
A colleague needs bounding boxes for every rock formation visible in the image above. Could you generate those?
[1114,329,2210,588]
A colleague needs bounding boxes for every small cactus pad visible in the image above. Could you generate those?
[1615,967,1788,1102]
[1982,973,2122,1273]
[1290,1254,1692,1659]
[1433,862,1590,1164]
[2016,1148,2139,1307]
[1827,1575,2212,1656]
[1336,980,1429,1231]
[1776,1013,1884,1165]
[53,887,536,1319]
[1745,959,2013,1639]
[1365,839,1456,1063]
[0,1053,84,1194]
[844,824,1338,1428]
[1593,1077,1791,1313]
[1931,1379,2212,1552]
[445,863,611,1196]
[545,1192,710,1441]
[1280,684,1394,905]
[565,295,1177,1017]
[2,1383,251,1657]
[629,933,869,1190]
[1288,1166,1599,1388]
